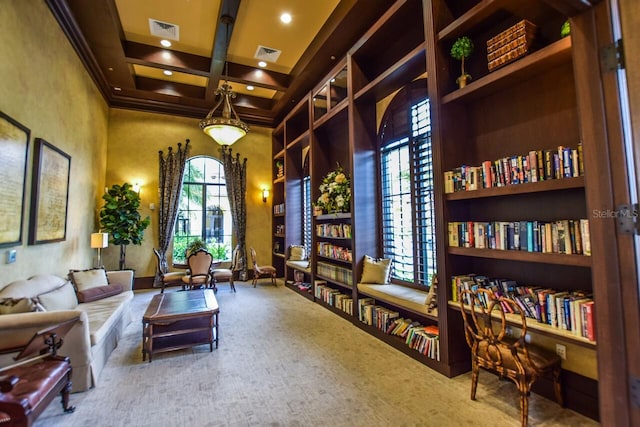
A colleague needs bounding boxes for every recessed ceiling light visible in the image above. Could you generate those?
[163,70,173,76]
[246,85,254,91]
[258,61,267,68]
[160,39,172,47]
[114,87,122,91]
[280,13,292,24]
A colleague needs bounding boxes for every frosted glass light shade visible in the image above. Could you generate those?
[202,122,247,146]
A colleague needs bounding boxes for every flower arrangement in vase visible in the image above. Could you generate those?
[315,163,351,214]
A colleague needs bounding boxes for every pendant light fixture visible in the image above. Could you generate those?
[199,14,249,146]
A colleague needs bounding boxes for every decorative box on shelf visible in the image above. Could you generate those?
[487,19,537,72]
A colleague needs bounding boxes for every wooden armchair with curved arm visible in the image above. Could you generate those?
[459,288,563,427]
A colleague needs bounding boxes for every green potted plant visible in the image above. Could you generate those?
[560,20,571,38]
[451,36,474,88]
[99,183,150,270]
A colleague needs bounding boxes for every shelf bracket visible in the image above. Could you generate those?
[615,204,639,235]
[600,39,625,72]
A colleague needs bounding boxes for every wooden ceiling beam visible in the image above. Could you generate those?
[206,0,242,102]
[123,41,211,77]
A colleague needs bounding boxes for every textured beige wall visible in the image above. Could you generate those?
[105,109,273,278]
[0,0,108,284]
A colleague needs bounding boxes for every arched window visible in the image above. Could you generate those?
[379,79,436,288]
[172,156,232,262]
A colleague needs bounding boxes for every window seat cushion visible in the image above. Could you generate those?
[357,283,432,316]
[286,260,310,273]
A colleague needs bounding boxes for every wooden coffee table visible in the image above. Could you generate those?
[142,289,219,362]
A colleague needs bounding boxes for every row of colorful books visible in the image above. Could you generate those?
[444,144,583,193]
[315,284,353,315]
[317,262,353,287]
[273,203,285,214]
[358,298,440,361]
[316,223,352,239]
[451,274,596,341]
[317,242,352,262]
[447,219,591,255]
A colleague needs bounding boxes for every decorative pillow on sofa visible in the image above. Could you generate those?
[288,245,307,261]
[76,284,123,303]
[360,255,392,284]
[37,282,78,311]
[69,267,110,292]
[0,297,45,314]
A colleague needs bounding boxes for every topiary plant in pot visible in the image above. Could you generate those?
[100,183,150,270]
[451,36,474,88]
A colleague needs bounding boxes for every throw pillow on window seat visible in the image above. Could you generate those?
[288,245,307,261]
[360,255,392,284]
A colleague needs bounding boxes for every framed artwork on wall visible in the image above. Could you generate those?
[28,138,71,245]
[0,111,30,248]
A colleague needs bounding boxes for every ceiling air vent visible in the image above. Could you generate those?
[254,45,281,63]
[148,18,180,41]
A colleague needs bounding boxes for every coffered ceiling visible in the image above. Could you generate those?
[45,0,393,127]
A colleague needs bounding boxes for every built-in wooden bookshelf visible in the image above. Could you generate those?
[424,0,609,419]
[271,0,624,421]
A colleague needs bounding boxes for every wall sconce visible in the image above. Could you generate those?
[90,232,109,268]
[261,187,269,203]
[132,182,141,194]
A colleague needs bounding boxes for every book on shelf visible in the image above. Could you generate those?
[451,274,595,342]
[447,219,591,255]
[443,144,584,194]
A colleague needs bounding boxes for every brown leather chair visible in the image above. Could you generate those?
[211,245,241,292]
[153,248,187,293]
[181,249,213,291]
[459,288,563,427]
[249,247,277,288]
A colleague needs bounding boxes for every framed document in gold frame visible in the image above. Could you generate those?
[0,111,30,248]
[28,138,71,245]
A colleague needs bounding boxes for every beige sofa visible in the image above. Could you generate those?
[0,270,134,392]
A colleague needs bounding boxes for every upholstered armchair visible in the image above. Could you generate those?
[181,249,213,290]
[211,245,241,292]
[153,248,187,293]
[249,247,277,287]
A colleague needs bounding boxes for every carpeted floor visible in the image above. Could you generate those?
[35,282,598,427]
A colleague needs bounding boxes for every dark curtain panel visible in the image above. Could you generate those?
[220,146,248,279]
[155,139,191,286]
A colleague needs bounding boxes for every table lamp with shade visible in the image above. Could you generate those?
[91,232,108,268]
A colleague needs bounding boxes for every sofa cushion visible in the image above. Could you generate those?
[360,255,392,284]
[77,291,133,346]
[37,282,78,311]
[0,297,45,314]
[69,267,110,292]
[0,275,67,299]
[76,284,123,303]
